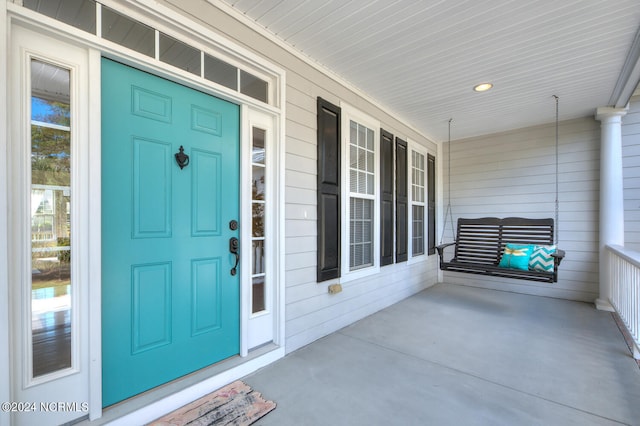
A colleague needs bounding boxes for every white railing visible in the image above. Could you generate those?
[606,244,640,359]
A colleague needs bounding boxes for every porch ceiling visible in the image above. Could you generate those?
[217,0,640,142]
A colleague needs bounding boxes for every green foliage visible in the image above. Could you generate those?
[57,237,71,263]
[31,96,71,186]
[31,124,70,186]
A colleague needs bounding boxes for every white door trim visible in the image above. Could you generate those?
[0,1,12,425]
[8,24,91,426]
[87,48,103,420]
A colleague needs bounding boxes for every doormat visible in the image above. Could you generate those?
[149,380,276,426]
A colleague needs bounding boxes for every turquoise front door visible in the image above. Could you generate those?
[101,58,240,407]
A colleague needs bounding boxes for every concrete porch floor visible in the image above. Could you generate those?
[244,283,640,426]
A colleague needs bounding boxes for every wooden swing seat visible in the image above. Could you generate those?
[436,217,565,283]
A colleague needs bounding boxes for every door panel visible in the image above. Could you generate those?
[101,58,240,407]
[192,258,222,334]
[192,149,221,236]
[132,137,172,237]
[131,262,172,353]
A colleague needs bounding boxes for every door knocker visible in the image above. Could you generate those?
[175,145,190,169]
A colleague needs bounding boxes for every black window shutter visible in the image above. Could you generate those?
[317,98,341,281]
[395,138,408,262]
[427,154,436,255]
[380,129,394,266]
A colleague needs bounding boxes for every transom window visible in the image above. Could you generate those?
[22,0,271,103]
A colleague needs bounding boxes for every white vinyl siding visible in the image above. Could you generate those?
[279,73,440,351]
[623,94,640,250]
[280,71,439,350]
[440,117,600,302]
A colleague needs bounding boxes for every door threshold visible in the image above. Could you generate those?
[78,343,284,425]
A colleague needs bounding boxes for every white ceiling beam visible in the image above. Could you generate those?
[610,25,640,108]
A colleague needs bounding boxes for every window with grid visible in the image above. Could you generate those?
[349,120,376,270]
[31,188,56,242]
[411,150,426,256]
[251,127,267,314]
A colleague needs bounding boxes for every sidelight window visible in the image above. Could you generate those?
[251,127,267,314]
[30,59,73,378]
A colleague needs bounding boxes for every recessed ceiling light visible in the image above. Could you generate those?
[473,83,493,92]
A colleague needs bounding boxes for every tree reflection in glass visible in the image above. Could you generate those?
[30,59,72,377]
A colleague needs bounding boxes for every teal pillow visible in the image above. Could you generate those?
[498,243,533,271]
[529,245,557,272]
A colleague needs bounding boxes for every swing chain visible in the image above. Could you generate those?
[553,95,559,245]
[440,118,454,244]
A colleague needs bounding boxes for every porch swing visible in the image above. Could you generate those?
[436,97,565,283]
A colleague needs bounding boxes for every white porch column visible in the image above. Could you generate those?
[595,107,627,311]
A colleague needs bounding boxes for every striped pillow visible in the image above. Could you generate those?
[529,245,557,272]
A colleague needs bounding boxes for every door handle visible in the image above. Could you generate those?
[229,237,239,276]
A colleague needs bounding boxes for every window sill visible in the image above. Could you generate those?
[338,264,381,284]
[407,254,429,265]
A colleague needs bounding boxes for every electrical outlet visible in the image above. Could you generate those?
[328,283,342,294]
